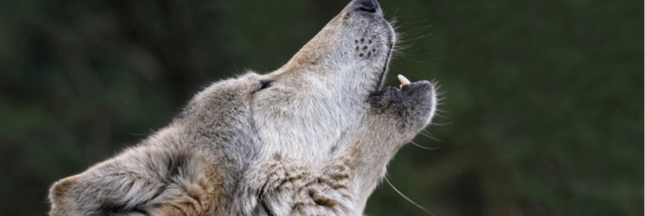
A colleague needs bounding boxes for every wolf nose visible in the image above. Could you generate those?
[352,0,381,14]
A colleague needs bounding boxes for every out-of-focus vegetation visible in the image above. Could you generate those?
[0,0,641,215]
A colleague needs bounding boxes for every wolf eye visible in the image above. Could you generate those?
[257,80,272,91]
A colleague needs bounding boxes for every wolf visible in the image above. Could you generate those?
[48,0,439,215]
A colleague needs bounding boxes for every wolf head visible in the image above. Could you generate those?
[182,0,438,212]
[48,0,439,215]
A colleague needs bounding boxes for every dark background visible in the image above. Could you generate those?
[0,0,642,215]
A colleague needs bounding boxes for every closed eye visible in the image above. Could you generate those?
[256,80,272,92]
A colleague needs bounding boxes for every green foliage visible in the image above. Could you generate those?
[0,0,641,215]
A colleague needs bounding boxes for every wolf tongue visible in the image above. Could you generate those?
[397,74,411,89]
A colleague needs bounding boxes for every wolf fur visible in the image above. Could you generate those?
[48,0,439,215]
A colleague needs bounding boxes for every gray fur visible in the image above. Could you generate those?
[48,0,439,215]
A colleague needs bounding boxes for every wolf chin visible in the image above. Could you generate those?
[48,0,439,215]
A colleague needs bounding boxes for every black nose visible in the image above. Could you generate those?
[352,0,381,13]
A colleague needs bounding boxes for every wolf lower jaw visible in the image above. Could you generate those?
[369,80,438,131]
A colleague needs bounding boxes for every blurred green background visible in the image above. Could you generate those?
[0,0,642,215]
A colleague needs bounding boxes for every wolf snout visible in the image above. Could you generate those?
[350,0,382,15]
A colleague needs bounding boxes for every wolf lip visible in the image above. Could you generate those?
[374,40,394,92]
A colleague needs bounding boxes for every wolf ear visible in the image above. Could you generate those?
[49,175,79,215]
[48,145,212,216]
